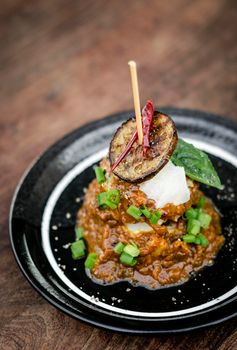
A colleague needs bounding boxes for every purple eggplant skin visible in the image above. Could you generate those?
[109,111,178,183]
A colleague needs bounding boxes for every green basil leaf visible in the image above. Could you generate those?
[171,139,223,190]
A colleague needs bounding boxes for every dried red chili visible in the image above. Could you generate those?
[111,129,138,171]
[142,100,154,156]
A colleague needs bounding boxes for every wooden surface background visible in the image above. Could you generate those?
[0,0,237,349]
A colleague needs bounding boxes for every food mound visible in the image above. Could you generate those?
[71,102,225,289]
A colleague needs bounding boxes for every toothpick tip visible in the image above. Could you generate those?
[128,60,136,67]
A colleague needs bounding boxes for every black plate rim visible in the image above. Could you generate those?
[9,107,237,334]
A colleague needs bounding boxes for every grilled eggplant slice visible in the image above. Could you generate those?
[109,111,178,183]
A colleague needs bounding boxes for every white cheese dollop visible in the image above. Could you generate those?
[139,161,190,208]
[126,222,154,234]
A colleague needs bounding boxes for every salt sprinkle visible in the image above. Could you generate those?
[66,212,71,219]
[63,243,71,249]
[91,296,99,302]
[52,225,58,230]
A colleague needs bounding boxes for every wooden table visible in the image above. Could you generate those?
[0,0,237,348]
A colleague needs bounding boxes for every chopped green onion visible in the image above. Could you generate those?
[196,233,209,247]
[127,205,142,220]
[183,233,209,247]
[114,242,125,254]
[198,212,212,229]
[71,240,86,260]
[187,219,201,235]
[182,234,197,244]
[196,208,202,216]
[120,252,137,266]
[185,208,198,220]
[197,195,205,208]
[149,211,162,225]
[123,243,140,257]
[140,206,152,219]
[97,189,120,209]
[195,236,201,244]
[94,166,106,184]
[97,192,108,207]
[85,252,98,269]
[107,189,120,204]
[75,227,84,240]
[104,199,117,209]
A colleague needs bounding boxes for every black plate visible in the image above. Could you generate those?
[9,108,237,334]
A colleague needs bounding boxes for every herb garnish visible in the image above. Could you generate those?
[171,139,223,190]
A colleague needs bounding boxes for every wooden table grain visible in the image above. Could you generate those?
[0,0,237,349]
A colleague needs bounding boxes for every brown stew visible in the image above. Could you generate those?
[77,159,224,289]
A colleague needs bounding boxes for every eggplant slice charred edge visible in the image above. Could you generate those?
[109,111,178,183]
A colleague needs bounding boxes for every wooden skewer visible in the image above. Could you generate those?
[128,60,143,144]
